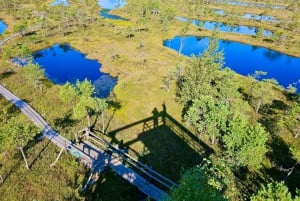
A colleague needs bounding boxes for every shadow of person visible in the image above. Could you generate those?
[152,107,159,128]
[161,102,167,125]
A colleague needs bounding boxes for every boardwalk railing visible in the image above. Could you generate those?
[86,132,178,189]
[0,84,173,200]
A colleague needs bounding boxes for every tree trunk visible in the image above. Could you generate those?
[178,38,184,56]
[197,131,203,143]
[87,114,91,128]
[0,175,3,183]
[50,147,65,167]
[284,161,299,180]
[19,147,29,170]
[255,99,262,114]
[101,112,105,134]
[210,134,215,145]
[294,127,300,138]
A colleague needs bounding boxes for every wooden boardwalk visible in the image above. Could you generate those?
[0,84,169,200]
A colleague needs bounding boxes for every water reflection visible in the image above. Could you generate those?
[214,9,278,22]
[98,0,127,19]
[163,36,300,90]
[242,13,278,22]
[100,9,128,20]
[50,0,68,6]
[0,20,7,35]
[176,16,273,37]
[98,0,126,9]
[227,1,286,9]
[31,44,117,98]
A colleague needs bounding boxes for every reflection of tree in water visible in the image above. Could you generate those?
[264,50,282,61]
[58,44,72,53]
[93,74,117,98]
[33,52,44,59]
[195,36,205,41]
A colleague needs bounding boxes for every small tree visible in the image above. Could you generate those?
[184,95,229,144]
[94,98,108,133]
[76,79,95,97]
[223,114,269,168]
[278,103,300,138]
[73,79,96,127]
[1,118,38,170]
[251,182,293,201]
[248,73,276,114]
[178,36,223,104]
[159,6,175,32]
[13,19,27,36]
[59,82,79,111]
[23,63,45,91]
[74,96,96,128]
[164,164,228,201]
[0,110,14,156]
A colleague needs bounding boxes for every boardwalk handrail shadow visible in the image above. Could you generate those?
[107,104,214,155]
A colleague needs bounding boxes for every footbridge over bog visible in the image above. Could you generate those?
[0,84,177,200]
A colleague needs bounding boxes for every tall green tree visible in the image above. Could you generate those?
[164,163,228,201]
[178,36,223,104]
[278,103,300,138]
[215,68,241,106]
[23,63,45,91]
[223,114,269,168]
[73,79,98,128]
[74,96,95,128]
[59,82,79,111]
[248,77,276,114]
[159,6,176,32]
[1,117,38,170]
[94,98,108,134]
[76,79,95,97]
[184,95,229,144]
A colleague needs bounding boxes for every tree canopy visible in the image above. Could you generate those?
[251,182,300,201]
[223,114,269,168]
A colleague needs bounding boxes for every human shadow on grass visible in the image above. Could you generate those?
[106,103,213,182]
[78,104,213,200]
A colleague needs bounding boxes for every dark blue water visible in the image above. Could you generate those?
[175,17,272,37]
[98,0,127,19]
[164,36,300,90]
[0,20,7,35]
[50,0,68,6]
[32,44,117,98]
